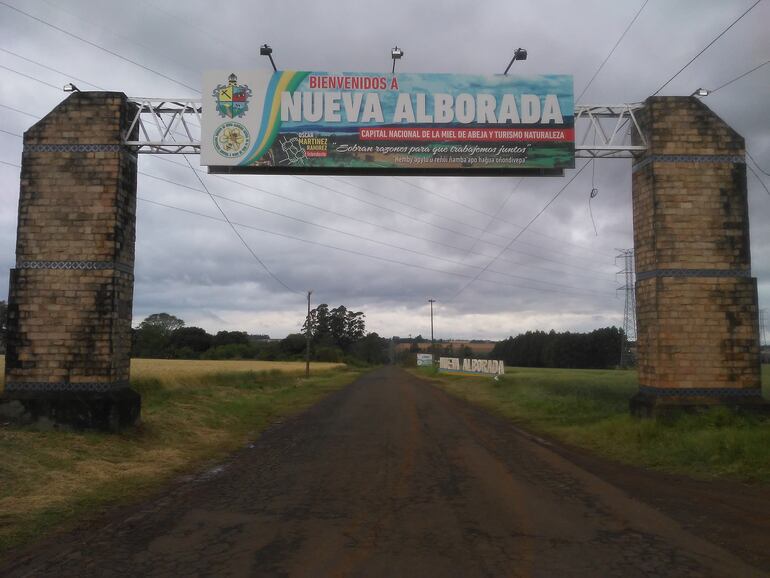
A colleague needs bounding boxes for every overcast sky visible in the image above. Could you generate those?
[1,0,769,340]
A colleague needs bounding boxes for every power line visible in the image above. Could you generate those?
[136,195,608,298]
[747,150,770,177]
[0,159,21,168]
[710,58,770,94]
[36,0,200,86]
[457,178,523,260]
[338,174,602,263]
[0,1,198,93]
[652,0,764,96]
[0,127,22,138]
[576,0,650,103]
[748,164,770,195]
[139,168,612,296]
[0,46,106,90]
[0,101,41,119]
[304,175,614,275]
[181,155,297,293]
[0,100,613,286]
[390,175,615,258]
[148,156,611,283]
[0,62,61,90]
[449,160,592,301]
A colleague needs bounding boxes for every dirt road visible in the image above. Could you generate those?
[3,367,769,577]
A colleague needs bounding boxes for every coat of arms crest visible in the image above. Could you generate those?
[213,73,253,119]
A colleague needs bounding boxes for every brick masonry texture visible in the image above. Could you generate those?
[632,97,761,399]
[4,92,138,390]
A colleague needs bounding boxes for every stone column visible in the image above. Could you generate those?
[2,92,141,430]
[630,96,766,415]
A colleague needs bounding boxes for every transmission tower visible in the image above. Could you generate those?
[616,249,637,368]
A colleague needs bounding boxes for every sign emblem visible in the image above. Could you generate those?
[212,73,252,119]
[213,122,250,158]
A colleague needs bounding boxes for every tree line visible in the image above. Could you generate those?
[490,327,624,369]
[132,306,389,365]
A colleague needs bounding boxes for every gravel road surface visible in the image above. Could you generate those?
[3,366,768,577]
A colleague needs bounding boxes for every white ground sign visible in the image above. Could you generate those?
[439,357,505,376]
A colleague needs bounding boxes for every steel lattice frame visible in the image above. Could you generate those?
[123,98,647,158]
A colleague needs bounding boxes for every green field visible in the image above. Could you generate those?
[417,365,770,484]
[0,357,363,554]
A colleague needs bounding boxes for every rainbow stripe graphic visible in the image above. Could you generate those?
[239,71,309,165]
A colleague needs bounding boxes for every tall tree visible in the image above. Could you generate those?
[138,313,185,334]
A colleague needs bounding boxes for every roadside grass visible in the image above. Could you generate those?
[415,364,770,484]
[0,356,362,555]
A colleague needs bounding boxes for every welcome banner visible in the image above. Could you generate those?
[201,70,574,174]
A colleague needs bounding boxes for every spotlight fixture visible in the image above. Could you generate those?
[690,88,711,97]
[391,45,404,74]
[63,83,80,92]
[504,48,528,75]
[260,44,277,71]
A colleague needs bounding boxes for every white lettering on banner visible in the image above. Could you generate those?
[393,93,416,123]
[280,92,563,125]
[361,93,384,123]
[441,357,505,376]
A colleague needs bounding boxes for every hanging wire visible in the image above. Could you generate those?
[588,130,599,236]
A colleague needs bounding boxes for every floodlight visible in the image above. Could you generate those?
[504,47,528,75]
[391,45,404,73]
[260,44,277,71]
[691,88,711,97]
[63,83,80,92]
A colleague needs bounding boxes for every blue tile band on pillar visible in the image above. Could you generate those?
[636,269,751,281]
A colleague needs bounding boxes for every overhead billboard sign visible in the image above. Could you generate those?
[201,71,574,176]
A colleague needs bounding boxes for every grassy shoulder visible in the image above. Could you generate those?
[413,364,770,484]
[0,357,363,555]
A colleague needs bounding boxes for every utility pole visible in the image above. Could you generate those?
[760,308,767,348]
[305,290,313,378]
[428,299,436,363]
[616,249,637,368]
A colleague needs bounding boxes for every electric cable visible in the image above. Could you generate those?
[747,150,770,177]
[449,160,592,301]
[710,58,770,94]
[748,164,770,195]
[0,63,61,90]
[148,156,612,283]
[139,168,612,296]
[652,0,764,96]
[457,178,523,261]
[0,1,198,93]
[0,46,106,90]
[0,100,616,284]
[137,195,611,297]
[576,0,650,103]
[181,154,298,293]
[390,175,615,258]
[335,174,606,264]
[588,160,599,236]
[305,175,614,273]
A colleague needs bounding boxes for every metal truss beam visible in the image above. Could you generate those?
[574,103,647,159]
[124,98,201,154]
[123,98,648,159]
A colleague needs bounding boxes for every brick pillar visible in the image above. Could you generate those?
[630,96,766,415]
[2,92,141,430]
